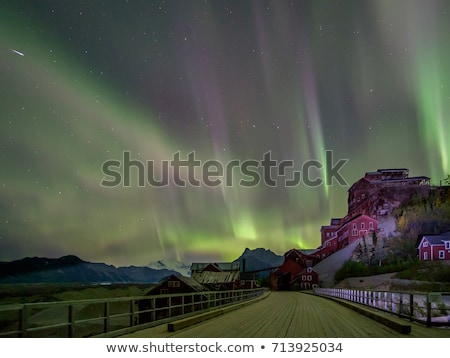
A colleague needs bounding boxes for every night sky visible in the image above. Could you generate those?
[1,1,449,266]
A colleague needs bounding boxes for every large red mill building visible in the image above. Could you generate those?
[270,168,430,290]
[347,168,430,219]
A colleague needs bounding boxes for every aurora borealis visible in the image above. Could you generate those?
[1,1,449,267]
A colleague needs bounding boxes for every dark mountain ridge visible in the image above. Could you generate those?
[0,255,177,284]
[0,247,285,284]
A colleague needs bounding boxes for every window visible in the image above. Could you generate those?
[439,251,445,259]
[307,275,312,281]
[445,242,450,250]
[307,267,312,273]
[423,241,428,248]
[369,222,374,229]
[326,233,330,237]
[160,289,169,294]
[361,223,365,229]
[353,223,357,230]
[352,229,358,236]
[168,281,180,288]
[302,275,306,281]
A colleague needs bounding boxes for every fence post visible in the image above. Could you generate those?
[103,302,110,333]
[409,293,414,321]
[426,301,432,327]
[68,304,74,338]
[151,297,155,322]
[129,299,135,327]
[399,293,403,316]
[20,305,28,338]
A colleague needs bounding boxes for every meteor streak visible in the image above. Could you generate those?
[10,49,24,56]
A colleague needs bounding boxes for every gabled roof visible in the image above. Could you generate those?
[376,168,409,172]
[418,232,450,247]
[192,270,240,284]
[177,275,209,291]
[190,262,240,272]
[146,274,207,294]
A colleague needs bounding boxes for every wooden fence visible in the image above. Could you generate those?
[314,287,450,327]
[0,288,266,338]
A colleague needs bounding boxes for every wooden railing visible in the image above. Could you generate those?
[0,288,266,338]
[314,287,450,327]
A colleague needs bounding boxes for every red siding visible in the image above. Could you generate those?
[418,238,450,260]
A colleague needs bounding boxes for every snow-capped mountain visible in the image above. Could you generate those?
[147,259,191,277]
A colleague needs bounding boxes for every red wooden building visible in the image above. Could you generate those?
[417,232,450,261]
[316,214,378,260]
[190,262,241,290]
[291,266,319,290]
[270,249,320,290]
[347,168,430,218]
[138,274,208,323]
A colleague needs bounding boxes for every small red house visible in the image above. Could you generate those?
[270,249,320,290]
[417,232,450,261]
[138,274,208,323]
[291,266,319,290]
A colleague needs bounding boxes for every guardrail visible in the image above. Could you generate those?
[314,287,450,327]
[0,288,266,338]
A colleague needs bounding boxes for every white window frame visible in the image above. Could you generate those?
[361,223,365,230]
[369,222,374,229]
[423,241,428,248]
[445,242,450,250]
[439,250,445,259]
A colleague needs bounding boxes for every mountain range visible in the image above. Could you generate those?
[233,247,284,277]
[0,255,178,284]
[0,248,284,284]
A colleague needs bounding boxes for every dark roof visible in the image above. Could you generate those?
[146,274,207,295]
[177,275,208,291]
[407,176,430,180]
[418,232,450,247]
[190,262,240,272]
[376,168,409,172]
